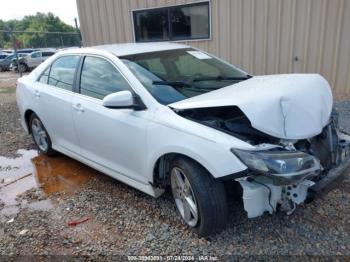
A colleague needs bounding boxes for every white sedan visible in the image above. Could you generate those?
[16,43,350,236]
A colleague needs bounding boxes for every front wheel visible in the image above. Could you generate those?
[29,113,56,155]
[170,157,228,236]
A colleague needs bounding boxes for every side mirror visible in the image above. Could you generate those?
[102,90,146,110]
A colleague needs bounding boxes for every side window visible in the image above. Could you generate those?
[80,56,132,99]
[38,66,50,84]
[42,52,54,57]
[31,52,41,58]
[48,55,80,91]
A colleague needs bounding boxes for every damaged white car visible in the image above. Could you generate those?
[16,43,350,236]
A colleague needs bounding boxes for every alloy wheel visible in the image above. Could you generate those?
[31,118,49,152]
[171,167,199,227]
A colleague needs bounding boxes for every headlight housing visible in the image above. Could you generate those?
[232,149,320,184]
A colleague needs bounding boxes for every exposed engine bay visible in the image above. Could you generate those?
[177,106,279,145]
[177,106,350,218]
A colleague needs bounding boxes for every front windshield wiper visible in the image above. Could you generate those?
[152,80,217,92]
[152,80,192,88]
[192,75,252,82]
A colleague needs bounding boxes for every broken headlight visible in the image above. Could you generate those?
[232,149,320,184]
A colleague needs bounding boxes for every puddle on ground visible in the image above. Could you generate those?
[0,149,99,216]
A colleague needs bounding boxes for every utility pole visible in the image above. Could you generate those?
[60,34,64,47]
[7,27,22,77]
[74,18,82,47]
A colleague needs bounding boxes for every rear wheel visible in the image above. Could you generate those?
[170,157,228,236]
[29,114,56,155]
[18,63,28,73]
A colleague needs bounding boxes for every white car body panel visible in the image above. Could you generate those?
[146,106,250,179]
[35,82,81,153]
[170,74,333,139]
[71,93,151,184]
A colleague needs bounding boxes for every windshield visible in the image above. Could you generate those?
[5,54,15,60]
[5,53,26,60]
[120,48,249,105]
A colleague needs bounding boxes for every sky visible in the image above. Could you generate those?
[0,0,79,26]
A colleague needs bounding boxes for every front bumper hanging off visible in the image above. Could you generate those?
[236,147,350,219]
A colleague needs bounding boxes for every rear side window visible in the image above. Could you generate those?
[80,56,132,99]
[48,55,80,91]
[38,67,50,84]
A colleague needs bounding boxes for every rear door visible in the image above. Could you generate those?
[71,55,149,183]
[27,51,42,68]
[34,55,81,153]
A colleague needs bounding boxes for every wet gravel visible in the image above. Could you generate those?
[0,72,350,258]
[0,72,34,157]
[15,188,45,204]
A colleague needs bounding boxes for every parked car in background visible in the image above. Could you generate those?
[12,50,56,72]
[0,53,9,62]
[0,49,38,71]
[1,50,14,54]
[16,43,350,236]
[0,53,27,72]
[17,48,38,54]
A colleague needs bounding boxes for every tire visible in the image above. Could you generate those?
[18,63,28,73]
[170,157,228,237]
[29,113,56,156]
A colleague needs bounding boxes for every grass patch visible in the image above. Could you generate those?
[0,88,15,94]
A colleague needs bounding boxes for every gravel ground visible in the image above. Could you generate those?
[0,71,349,259]
[0,72,34,157]
[336,100,350,133]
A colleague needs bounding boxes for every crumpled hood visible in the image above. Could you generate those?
[170,74,333,139]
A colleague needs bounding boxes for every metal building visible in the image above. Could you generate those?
[76,0,350,99]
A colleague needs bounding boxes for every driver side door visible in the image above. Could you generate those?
[71,55,150,184]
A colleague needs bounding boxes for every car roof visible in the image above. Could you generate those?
[61,42,190,57]
[94,42,190,56]
[18,49,38,53]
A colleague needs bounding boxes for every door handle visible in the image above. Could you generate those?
[73,103,85,113]
[34,90,40,98]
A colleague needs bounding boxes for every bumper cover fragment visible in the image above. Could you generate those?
[308,156,350,197]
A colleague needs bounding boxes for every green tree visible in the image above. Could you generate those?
[0,12,80,49]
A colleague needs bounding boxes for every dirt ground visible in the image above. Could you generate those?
[0,71,349,259]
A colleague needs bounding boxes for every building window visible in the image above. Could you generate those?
[133,2,210,42]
